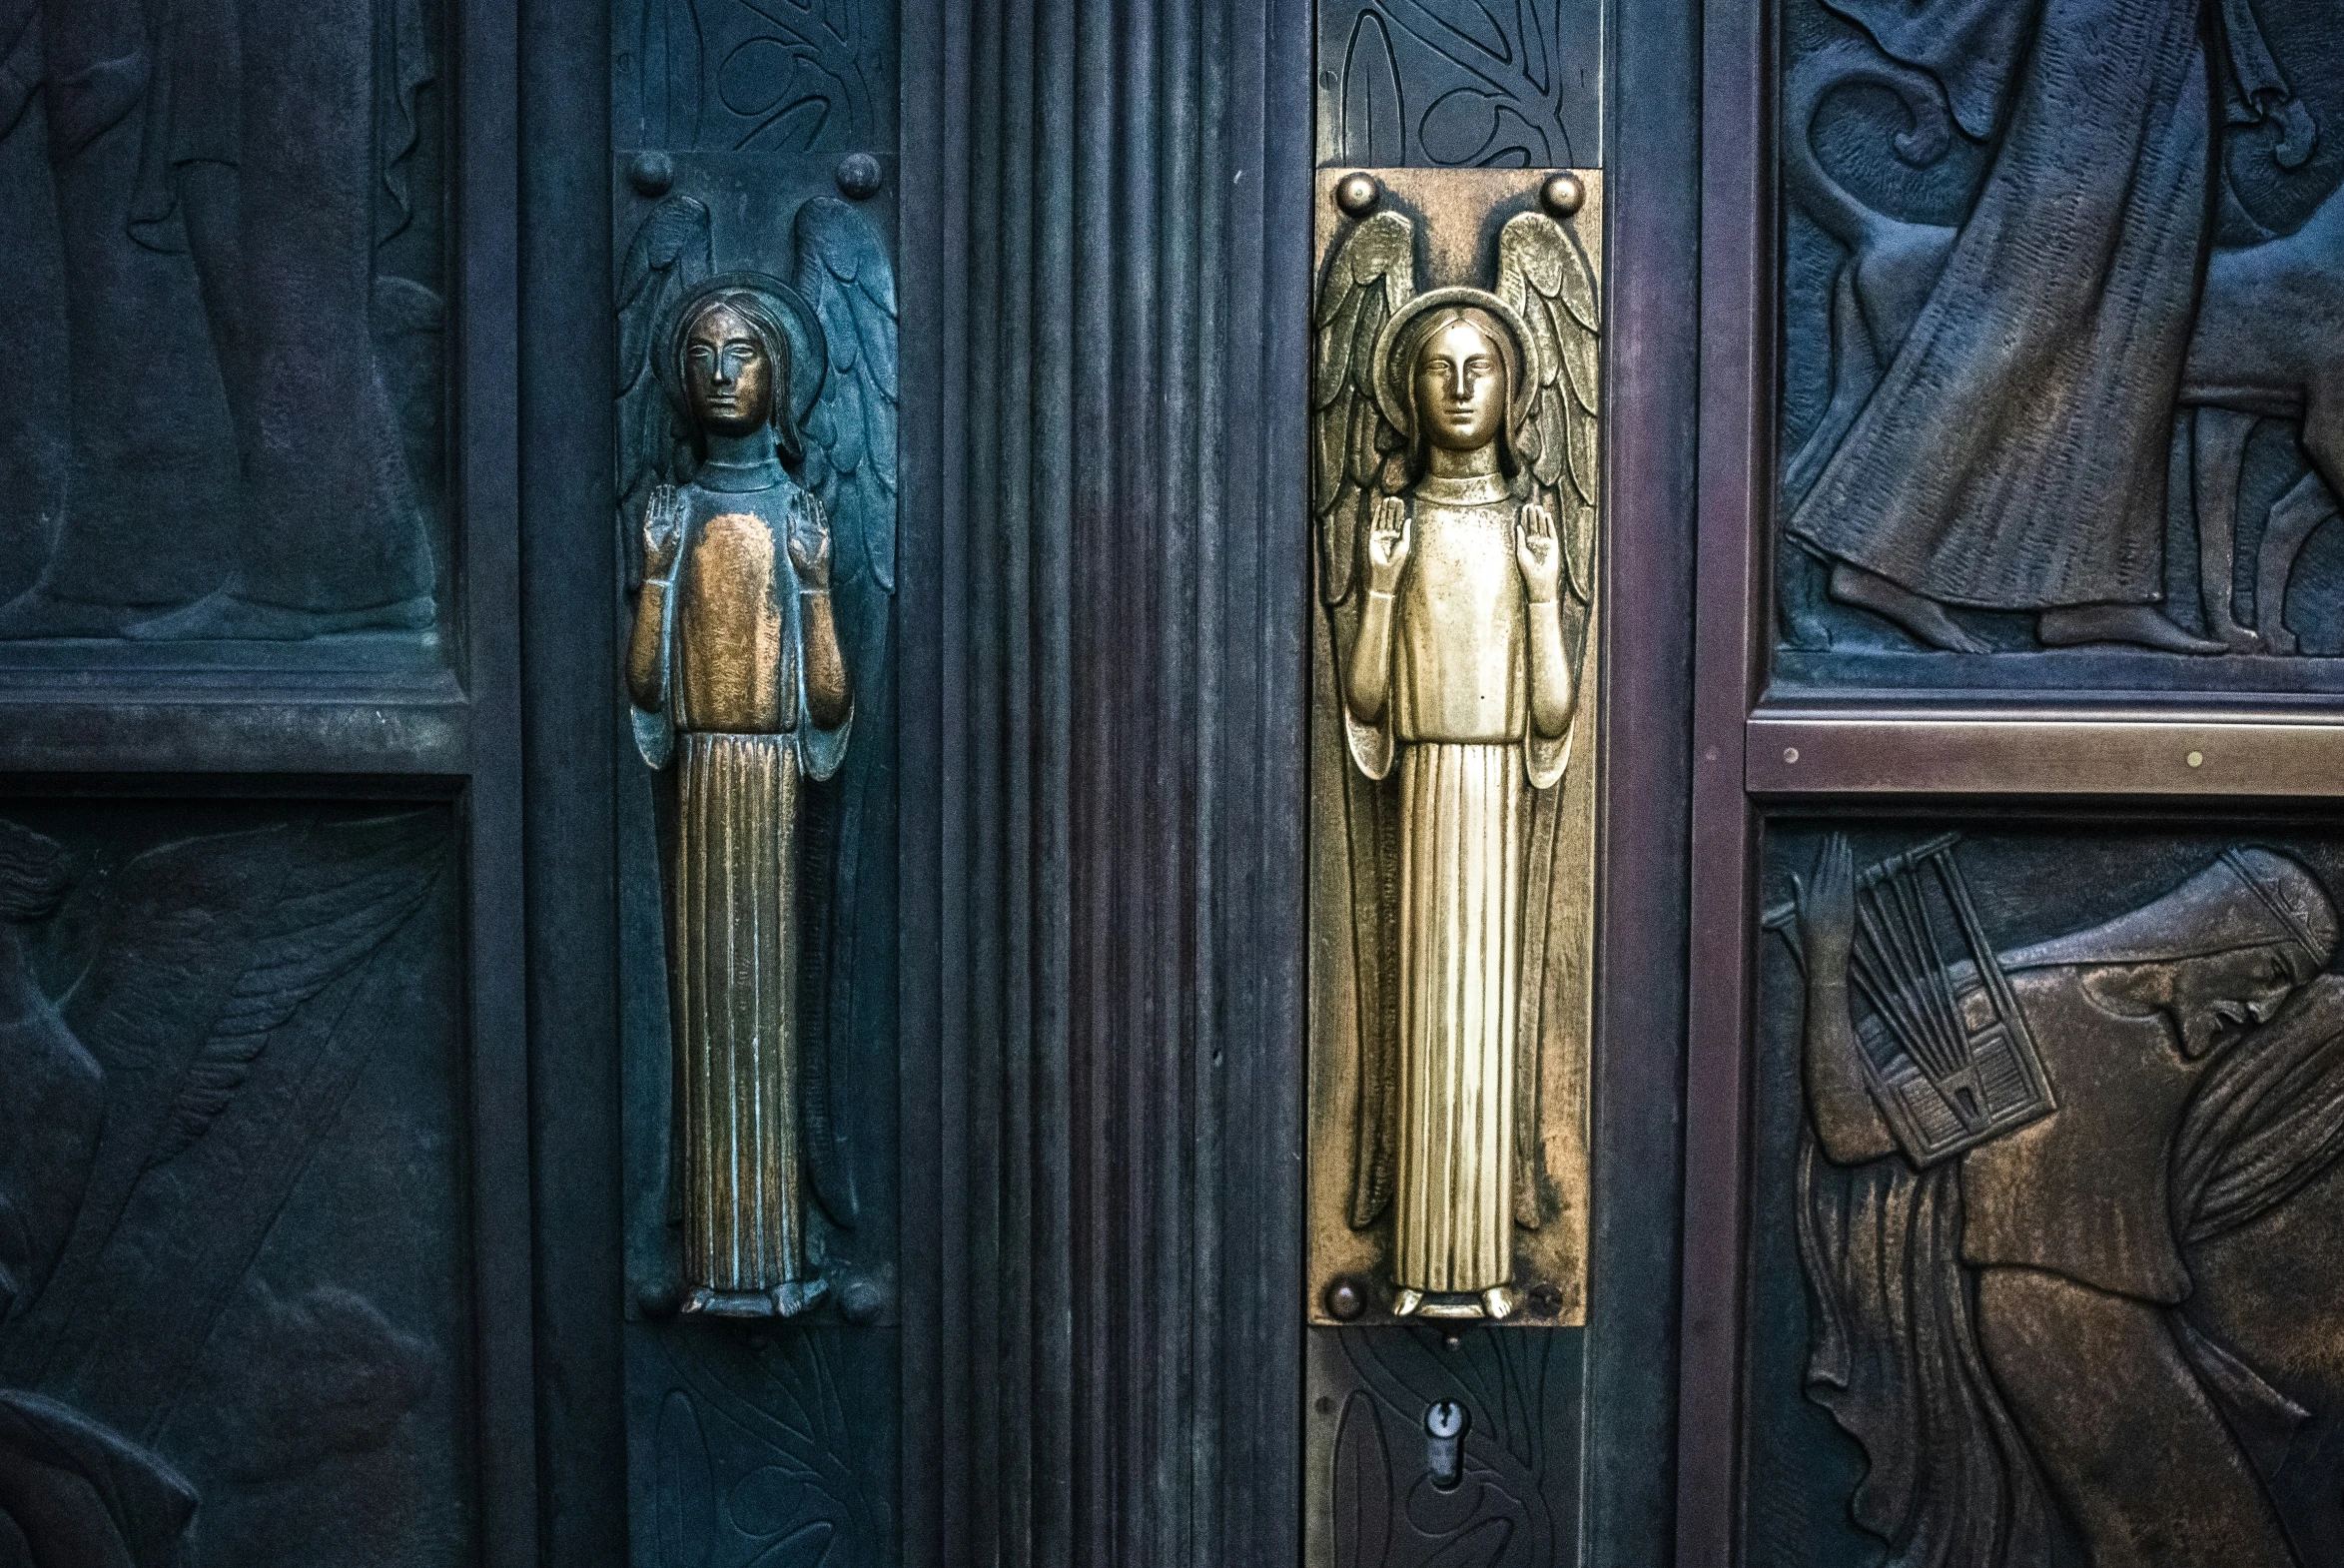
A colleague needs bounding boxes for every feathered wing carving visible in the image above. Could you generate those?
[1313,210,1414,610]
[615,194,714,588]
[792,196,898,1232]
[55,815,447,1178]
[4,816,446,1395]
[1498,207,1601,1228]
[145,818,447,1167]
[1315,210,1415,1230]
[795,196,897,596]
[1497,210,1601,606]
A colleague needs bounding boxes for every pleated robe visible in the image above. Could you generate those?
[1788,0,2235,609]
[634,479,850,1313]
[1348,473,1568,1295]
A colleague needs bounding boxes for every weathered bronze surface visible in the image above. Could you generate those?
[625,230,890,1320]
[1309,167,1602,1327]
[0,0,444,641]
[1761,828,2344,1568]
[1750,712,2344,799]
[1777,0,2344,671]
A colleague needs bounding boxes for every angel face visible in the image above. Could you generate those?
[684,303,776,436]
[1412,317,1508,454]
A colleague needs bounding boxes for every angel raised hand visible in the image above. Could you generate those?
[620,198,897,1321]
[1316,195,1599,1319]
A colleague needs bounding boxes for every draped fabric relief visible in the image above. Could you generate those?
[0,0,445,640]
[1751,829,2344,1568]
[1778,0,2344,673]
[611,6,899,1562]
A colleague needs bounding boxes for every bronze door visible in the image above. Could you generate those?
[5,0,2334,1563]
[1684,3,2344,1567]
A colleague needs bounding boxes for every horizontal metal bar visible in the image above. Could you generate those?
[1748,712,2344,798]
[0,697,468,776]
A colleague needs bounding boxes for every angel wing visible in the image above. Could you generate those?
[1496,209,1600,605]
[615,194,713,588]
[58,814,447,1177]
[1314,210,1416,1229]
[791,196,899,1232]
[1498,206,1601,1228]
[3,815,446,1389]
[1312,210,1414,608]
[794,196,896,595]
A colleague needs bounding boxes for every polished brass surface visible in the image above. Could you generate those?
[1309,167,1602,1326]
[675,513,790,731]
[1540,171,1586,219]
[1334,170,1382,218]
[629,277,858,1320]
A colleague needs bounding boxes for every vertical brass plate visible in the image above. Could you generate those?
[1307,168,1602,1328]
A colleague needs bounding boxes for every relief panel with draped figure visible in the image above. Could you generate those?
[1749,822,2344,1568]
[1777,0,2344,687]
[0,0,447,645]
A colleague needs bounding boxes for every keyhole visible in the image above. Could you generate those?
[1424,1400,1468,1490]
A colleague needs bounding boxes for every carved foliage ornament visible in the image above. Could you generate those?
[1309,168,1600,1326]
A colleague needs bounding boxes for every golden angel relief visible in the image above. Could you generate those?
[1309,170,1603,1324]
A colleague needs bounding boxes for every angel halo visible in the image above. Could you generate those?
[1313,183,1601,1322]
[1370,286,1540,456]
[652,270,830,461]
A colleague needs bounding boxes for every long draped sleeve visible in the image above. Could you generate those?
[790,566,852,783]
[629,528,682,770]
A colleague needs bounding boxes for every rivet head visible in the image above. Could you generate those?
[2187,750,2205,769]
[627,152,675,199]
[634,1280,686,1319]
[1540,172,1586,219]
[1784,746,1800,764]
[834,152,884,200]
[837,1274,887,1323]
[1325,1277,1367,1321]
[1334,172,1381,218]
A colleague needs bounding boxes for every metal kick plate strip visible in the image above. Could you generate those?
[1749,714,2344,797]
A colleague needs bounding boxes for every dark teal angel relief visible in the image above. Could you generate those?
[1756,830,2344,1568]
[611,170,899,1567]
[1779,0,2344,664]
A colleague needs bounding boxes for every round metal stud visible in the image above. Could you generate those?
[1540,171,1586,220]
[1334,171,1381,218]
[835,152,884,200]
[634,1280,686,1319]
[627,152,676,199]
[1325,1277,1367,1321]
[837,1274,887,1323]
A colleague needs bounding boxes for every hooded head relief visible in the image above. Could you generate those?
[2002,848,2338,977]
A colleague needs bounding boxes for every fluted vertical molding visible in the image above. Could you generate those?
[899,0,1311,1561]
